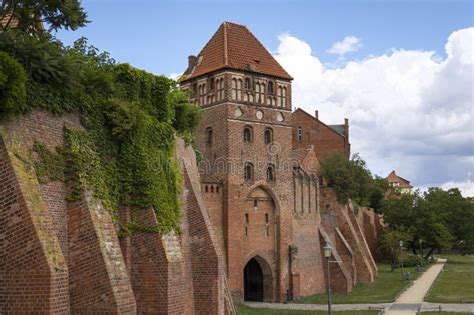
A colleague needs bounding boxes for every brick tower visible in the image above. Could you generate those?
[181,22,294,302]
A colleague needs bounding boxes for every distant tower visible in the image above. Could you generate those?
[181,22,294,302]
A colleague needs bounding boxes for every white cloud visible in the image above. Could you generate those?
[327,35,363,56]
[274,27,474,196]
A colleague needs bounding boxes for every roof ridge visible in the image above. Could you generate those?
[223,22,228,66]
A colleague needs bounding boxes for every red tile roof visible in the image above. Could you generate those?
[183,22,293,81]
[386,170,413,189]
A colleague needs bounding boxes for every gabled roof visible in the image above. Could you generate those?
[182,22,293,81]
[294,108,347,140]
[292,146,321,175]
[385,170,413,189]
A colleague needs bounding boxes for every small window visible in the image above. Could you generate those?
[245,213,249,224]
[209,77,215,90]
[244,162,254,181]
[216,186,220,193]
[268,81,274,94]
[210,186,214,193]
[265,213,269,224]
[264,128,273,145]
[243,126,253,143]
[266,164,275,182]
[205,185,209,193]
[245,77,251,89]
[206,127,213,144]
[297,127,303,142]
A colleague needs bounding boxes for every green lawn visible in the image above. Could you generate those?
[425,254,474,303]
[236,304,378,315]
[295,263,426,304]
[422,313,472,315]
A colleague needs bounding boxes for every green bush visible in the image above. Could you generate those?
[403,254,423,267]
[0,51,27,118]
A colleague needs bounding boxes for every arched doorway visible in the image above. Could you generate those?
[244,258,263,301]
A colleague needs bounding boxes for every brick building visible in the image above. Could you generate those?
[181,22,379,303]
[0,21,382,313]
[386,170,413,194]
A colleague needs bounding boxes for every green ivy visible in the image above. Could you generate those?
[32,143,66,184]
[1,32,202,235]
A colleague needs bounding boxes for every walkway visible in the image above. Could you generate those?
[385,258,446,314]
[245,258,474,314]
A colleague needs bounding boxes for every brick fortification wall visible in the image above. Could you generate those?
[0,110,232,314]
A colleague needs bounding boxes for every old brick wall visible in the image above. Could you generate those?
[320,187,377,283]
[292,109,349,161]
[0,133,70,313]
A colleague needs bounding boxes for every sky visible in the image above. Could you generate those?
[55,0,474,196]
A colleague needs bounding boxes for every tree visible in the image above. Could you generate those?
[368,176,389,212]
[1,0,88,35]
[380,189,458,259]
[320,152,374,205]
[378,228,412,271]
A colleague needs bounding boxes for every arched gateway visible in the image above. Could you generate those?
[243,256,273,302]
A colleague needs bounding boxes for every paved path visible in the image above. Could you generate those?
[246,258,474,314]
[385,258,446,314]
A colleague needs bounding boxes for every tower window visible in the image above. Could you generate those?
[243,126,253,143]
[209,77,215,91]
[268,81,274,94]
[205,127,213,144]
[265,213,269,224]
[245,213,249,224]
[264,128,273,144]
[244,162,254,181]
[217,78,224,101]
[266,164,275,182]
[297,127,303,142]
[244,77,251,89]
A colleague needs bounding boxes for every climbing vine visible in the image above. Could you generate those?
[1,31,201,234]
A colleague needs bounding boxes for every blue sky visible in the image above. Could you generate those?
[56,0,473,76]
[56,1,474,195]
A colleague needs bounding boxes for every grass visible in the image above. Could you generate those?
[294,263,427,304]
[425,254,474,303]
[422,313,472,315]
[236,304,379,314]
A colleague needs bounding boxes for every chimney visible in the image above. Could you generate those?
[315,110,319,120]
[188,55,198,69]
[344,118,349,139]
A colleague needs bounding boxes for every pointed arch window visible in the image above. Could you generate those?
[297,127,303,142]
[243,126,253,143]
[264,128,273,144]
[268,81,274,94]
[217,78,224,101]
[244,77,252,90]
[266,164,275,182]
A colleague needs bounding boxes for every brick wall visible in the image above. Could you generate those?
[292,109,350,161]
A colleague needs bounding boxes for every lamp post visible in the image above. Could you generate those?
[323,243,333,315]
[399,240,404,285]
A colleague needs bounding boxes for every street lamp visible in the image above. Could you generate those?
[399,240,404,285]
[323,243,333,315]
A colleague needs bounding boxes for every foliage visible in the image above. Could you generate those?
[32,142,65,183]
[0,51,27,118]
[368,176,389,211]
[380,187,474,260]
[403,254,423,267]
[378,228,413,270]
[320,152,378,206]
[0,30,201,234]
[0,0,88,35]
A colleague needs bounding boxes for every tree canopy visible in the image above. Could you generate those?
[1,0,88,35]
[380,188,474,258]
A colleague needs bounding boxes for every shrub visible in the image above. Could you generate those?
[0,51,27,118]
